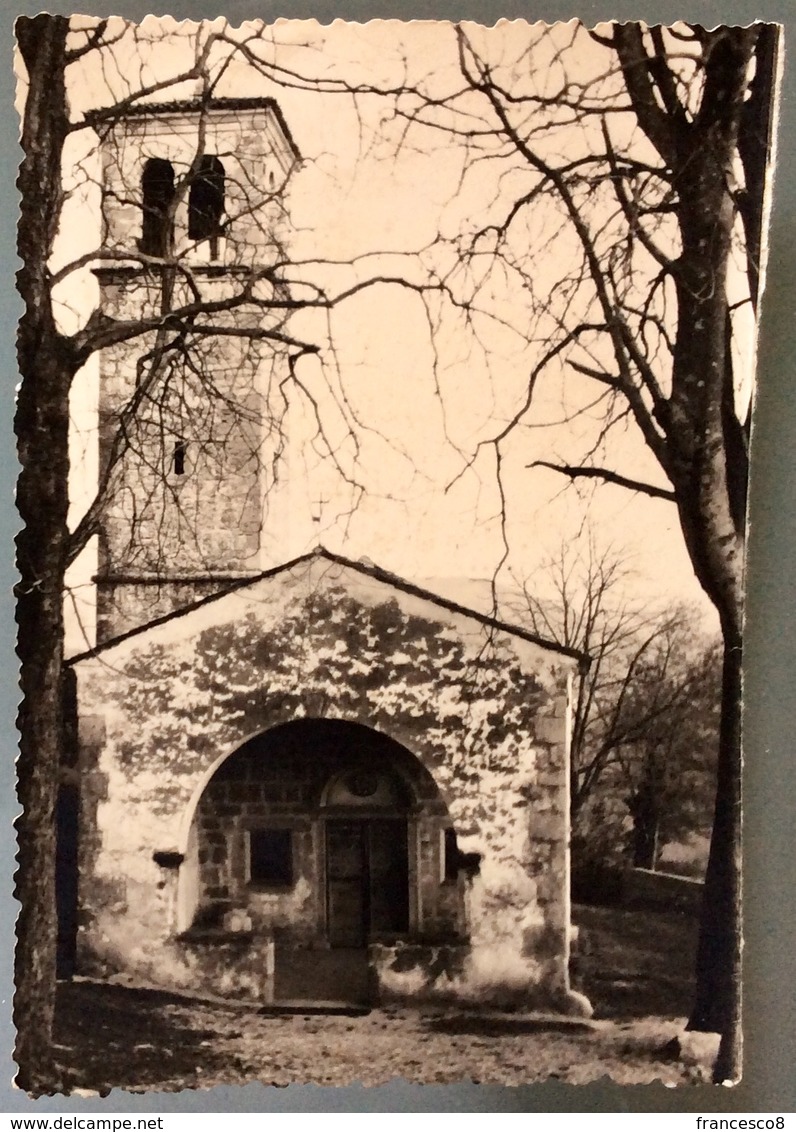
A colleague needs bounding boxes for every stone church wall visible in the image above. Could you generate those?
[71,557,580,1010]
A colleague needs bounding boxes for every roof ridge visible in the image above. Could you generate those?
[67,546,588,667]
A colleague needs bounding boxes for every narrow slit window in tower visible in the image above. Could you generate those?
[173,439,187,476]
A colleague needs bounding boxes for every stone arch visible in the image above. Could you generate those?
[174,689,463,863]
[176,718,463,949]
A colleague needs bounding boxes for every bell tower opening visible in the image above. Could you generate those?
[188,154,225,256]
[139,156,175,256]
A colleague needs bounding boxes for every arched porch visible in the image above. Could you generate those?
[176,718,468,1004]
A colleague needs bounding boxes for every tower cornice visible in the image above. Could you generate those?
[86,96,301,164]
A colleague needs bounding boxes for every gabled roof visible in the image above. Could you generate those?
[67,546,589,668]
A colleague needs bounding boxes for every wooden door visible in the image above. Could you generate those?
[368,818,409,935]
[326,818,409,947]
[326,819,367,947]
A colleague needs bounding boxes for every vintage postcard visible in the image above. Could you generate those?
[13,16,780,1096]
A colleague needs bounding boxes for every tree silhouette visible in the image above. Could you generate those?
[619,634,720,871]
[381,21,779,1081]
[15,14,420,1089]
[514,538,718,854]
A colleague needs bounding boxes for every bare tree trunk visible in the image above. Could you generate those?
[664,36,748,1080]
[15,15,72,1093]
[688,635,743,1083]
[629,780,660,871]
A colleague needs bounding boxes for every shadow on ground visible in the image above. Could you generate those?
[426,1014,595,1036]
[53,983,255,1093]
[571,902,699,1020]
[48,901,701,1092]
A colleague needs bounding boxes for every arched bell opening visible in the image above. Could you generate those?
[139,157,175,257]
[188,155,225,258]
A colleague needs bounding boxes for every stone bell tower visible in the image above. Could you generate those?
[92,98,300,642]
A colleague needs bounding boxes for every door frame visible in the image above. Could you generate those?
[322,812,417,945]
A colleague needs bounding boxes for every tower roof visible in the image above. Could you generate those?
[86,96,301,163]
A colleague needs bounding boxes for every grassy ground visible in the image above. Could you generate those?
[49,903,703,1094]
[570,902,699,1020]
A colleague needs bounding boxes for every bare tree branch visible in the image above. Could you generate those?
[527,459,676,501]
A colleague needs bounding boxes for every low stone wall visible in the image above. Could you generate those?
[175,931,276,1002]
[622,867,704,913]
[372,942,469,1002]
[372,938,589,1015]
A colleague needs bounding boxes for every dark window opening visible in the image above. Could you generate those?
[173,439,187,476]
[443,828,459,882]
[140,157,175,257]
[188,155,225,255]
[443,827,481,881]
[249,828,293,887]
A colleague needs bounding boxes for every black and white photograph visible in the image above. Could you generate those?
[13,15,780,1097]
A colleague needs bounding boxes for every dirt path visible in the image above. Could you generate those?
[50,902,705,1094]
[53,982,705,1093]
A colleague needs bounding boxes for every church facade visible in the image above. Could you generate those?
[64,97,590,1014]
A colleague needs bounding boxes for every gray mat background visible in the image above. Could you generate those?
[1,0,794,1112]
